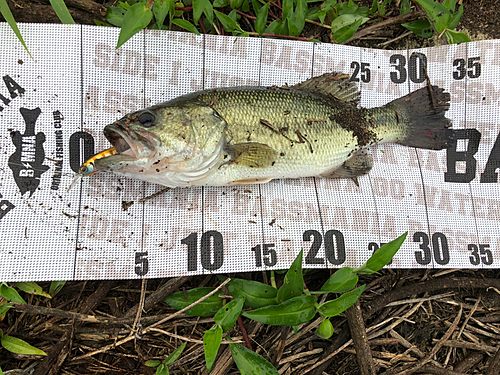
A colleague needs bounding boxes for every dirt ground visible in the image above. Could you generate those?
[1,1,500,374]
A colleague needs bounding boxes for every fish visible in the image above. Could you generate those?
[67,147,117,190]
[88,72,452,188]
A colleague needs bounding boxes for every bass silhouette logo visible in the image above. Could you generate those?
[8,108,49,197]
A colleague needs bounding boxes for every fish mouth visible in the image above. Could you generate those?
[103,123,158,158]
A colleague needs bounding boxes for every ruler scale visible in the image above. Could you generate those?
[0,23,499,282]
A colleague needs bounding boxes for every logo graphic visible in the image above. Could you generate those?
[8,108,49,197]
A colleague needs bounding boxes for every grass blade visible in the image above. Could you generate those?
[49,0,75,24]
[0,0,31,57]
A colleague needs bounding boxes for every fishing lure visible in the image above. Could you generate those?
[68,147,117,191]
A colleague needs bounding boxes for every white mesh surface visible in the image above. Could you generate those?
[0,23,498,281]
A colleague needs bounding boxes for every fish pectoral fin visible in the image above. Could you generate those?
[227,142,278,168]
[320,150,373,179]
[228,177,274,185]
[293,72,360,104]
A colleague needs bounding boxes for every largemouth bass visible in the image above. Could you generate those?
[85,73,452,187]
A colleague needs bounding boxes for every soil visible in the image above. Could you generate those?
[1,1,500,375]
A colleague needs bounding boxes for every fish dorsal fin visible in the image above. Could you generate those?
[226,142,278,168]
[320,150,373,179]
[293,72,360,105]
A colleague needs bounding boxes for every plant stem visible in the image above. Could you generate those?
[235,9,256,20]
[247,31,315,41]
[305,18,332,29]
[270,270,277,289]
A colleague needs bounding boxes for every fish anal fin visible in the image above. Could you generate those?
[226,142,278,168]
[228,177,273,185]
[320,150,373,179]
[293,72,360,105]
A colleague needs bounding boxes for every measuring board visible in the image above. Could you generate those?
[0,24,499,282]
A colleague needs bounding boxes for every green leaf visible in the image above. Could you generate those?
[317,9,327,24]
[319,267,358,294]
[15,282,51,299]
[282,0,293,20]
[330,13,365,33]
[315,318,334,339]
[156,364,169,375]
[238,32,249,37]
[402,19,433,38]
[321,0,337,12]
[49,281,66,297]
[0,283,26,304]
[277,250,304,303]
[251,0,261,13]
[49,0,75,24]
[448,3,463,30]
[354,232,407,274]
[333,20,363,45]
[174,1,184,16]
[164,342,187,365]
[0,365,4,375]
[442,0,456,11]
[193,0,208,24]
[171,19,201,34]
[335,0,358,15]
[163,287,223,317]
[306,6,320,21]
[105,6,127,26]
[204,325,223,372]
[145,360,161,367]
[230,343,280,375]
[225,279,278,309]
[117,1,131,10]
[399,0,410,15]
[0,0,31,57]
[318,285,365,317]
[1,335,47,355]
[264,19,283,34]
[228,9,239,22]
[355,5,370,17]
[242,295,317,326]
[153,0,174,26]
[94,19,113,26]
[445,29,471,44]
[289,0,307,36]
[214,298,245,332]
[255,1,270,35]
[241,0,249,12]
[377,0,386,16]
[413,0,450,33]
[116,3,152,49]
[0,303,13,316]
[214,9,243,32]
[230,0,244,9]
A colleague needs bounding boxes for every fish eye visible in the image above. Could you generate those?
[138,111,156,127]
[79,164,94,175]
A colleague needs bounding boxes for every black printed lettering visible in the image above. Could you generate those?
[181,231,224,271]
[480,131,500,183]
[252,243,277,267]
[69,132,95,173]
[445,129,481,183]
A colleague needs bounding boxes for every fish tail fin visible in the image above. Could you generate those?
[385,85,453,150]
